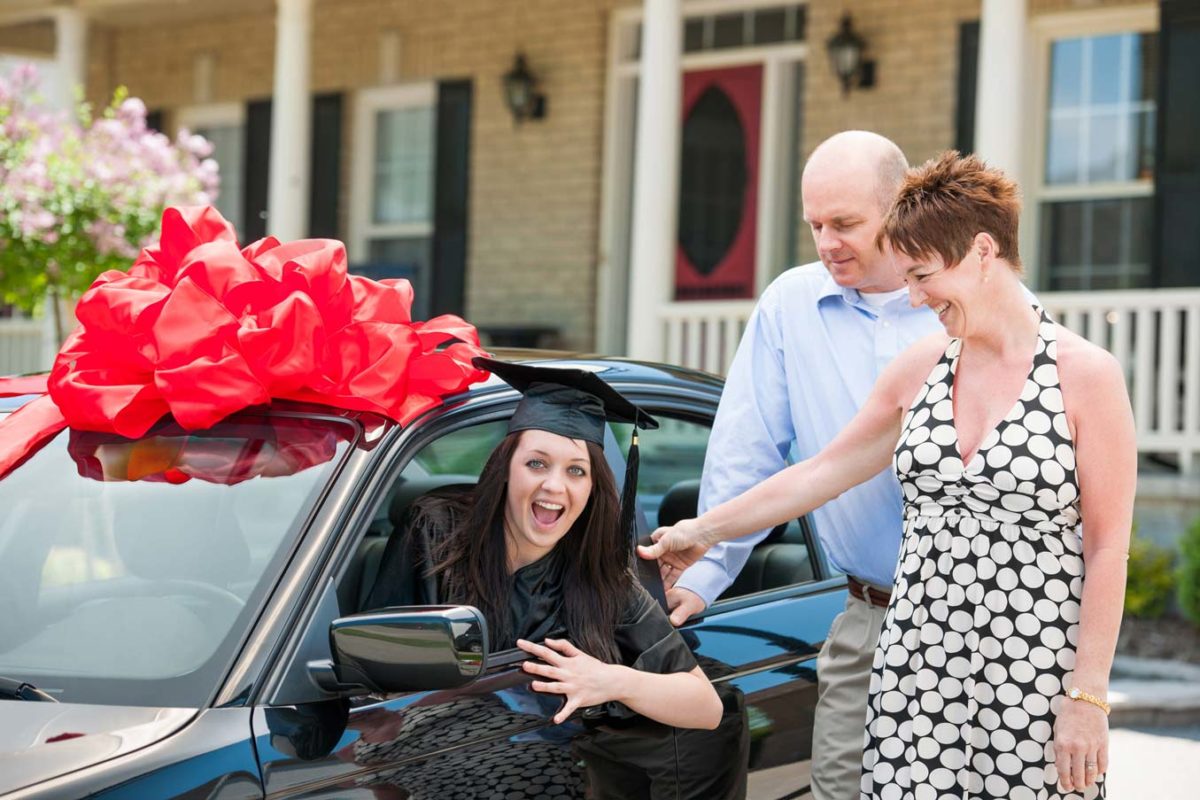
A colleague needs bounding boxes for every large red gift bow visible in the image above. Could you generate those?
[0,206,489,479]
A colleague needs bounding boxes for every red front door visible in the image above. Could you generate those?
[675,64,763,301]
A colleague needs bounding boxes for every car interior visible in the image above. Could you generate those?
[339,473,477,614]
[0,489,253,681]
[655,479,816,599]
[340,474,817,619]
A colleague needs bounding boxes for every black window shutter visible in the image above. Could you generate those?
[145,109,165,134]
[431,80,473,318]
[955,20,980,155]
[243,99,273,243]
[1156,0,1200,287]
[308,93,342,239]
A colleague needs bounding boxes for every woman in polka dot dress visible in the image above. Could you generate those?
[640,152,1135,799]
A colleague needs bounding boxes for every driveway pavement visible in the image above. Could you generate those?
[1106,724,1200,798]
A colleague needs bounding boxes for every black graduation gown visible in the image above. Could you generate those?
[363,497,697,676]
[361,498,748,800]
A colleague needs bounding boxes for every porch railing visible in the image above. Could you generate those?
[660,289,1200,472]
[0,317,46,377]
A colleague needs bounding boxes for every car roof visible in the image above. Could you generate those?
[0,351,722,419]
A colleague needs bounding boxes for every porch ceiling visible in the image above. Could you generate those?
[0,0,274,28]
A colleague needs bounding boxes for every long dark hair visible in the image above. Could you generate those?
[426,431,629,662]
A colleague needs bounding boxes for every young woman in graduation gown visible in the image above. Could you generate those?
[365,358,722,732]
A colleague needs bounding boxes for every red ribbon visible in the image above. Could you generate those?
[0,206,488,479]
[67,418,349,486]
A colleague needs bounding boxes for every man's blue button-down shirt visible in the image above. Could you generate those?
[675,262,943,605]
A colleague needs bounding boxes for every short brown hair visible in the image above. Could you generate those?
[880,151,1022,272]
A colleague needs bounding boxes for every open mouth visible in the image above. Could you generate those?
[933,302,950,319]
[531,500,565,527]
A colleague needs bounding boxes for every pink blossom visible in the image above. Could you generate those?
[1,63,220,309]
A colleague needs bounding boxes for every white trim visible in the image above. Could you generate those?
[595,9,637,354]
[615,0,808,24]
[755,56,795,295]
[266,0,313,242]
[1038,181,1155,202]
[348,82,437,263]
[1030,3,1157,39]
[176,102,244,132]
[1024,3,1159,289]
[627,0,683,362]
[615,41,808,75]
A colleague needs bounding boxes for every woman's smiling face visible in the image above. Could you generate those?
[896,246,983,338]
[503,428,594,570]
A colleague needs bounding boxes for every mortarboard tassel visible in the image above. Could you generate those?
[624,429,669,608]
[619,429,640,549]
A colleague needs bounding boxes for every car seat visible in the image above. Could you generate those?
[343,474,476,613]
[656,479,813,599]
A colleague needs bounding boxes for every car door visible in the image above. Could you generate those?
[253,397,719,799]
[250,376,844,799]
[251,402,598,799]
[617,388,847,799]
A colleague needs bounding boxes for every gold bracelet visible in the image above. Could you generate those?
[1066,687,1111,715]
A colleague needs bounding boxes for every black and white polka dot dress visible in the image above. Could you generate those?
[861,309,1100,800]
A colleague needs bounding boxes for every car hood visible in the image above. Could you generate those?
[0,702,196,794]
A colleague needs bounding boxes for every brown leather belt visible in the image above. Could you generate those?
[847,576,891,608]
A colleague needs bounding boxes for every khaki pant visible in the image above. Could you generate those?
[811,591,888,800]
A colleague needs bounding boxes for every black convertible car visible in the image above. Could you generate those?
[0,353,845,800]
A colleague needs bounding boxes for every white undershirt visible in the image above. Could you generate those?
[858,287,909,309]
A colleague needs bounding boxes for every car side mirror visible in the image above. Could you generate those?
[307,606,488,696]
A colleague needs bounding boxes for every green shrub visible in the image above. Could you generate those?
[1178,517,1200,626]
[1125,533,1175,618]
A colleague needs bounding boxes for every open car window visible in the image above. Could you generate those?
[613,413,818,601]
[0,414,356,707]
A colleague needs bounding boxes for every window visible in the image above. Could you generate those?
[404,420,508,479]
[351,85,437,319]
[614,411,816,599]
[178,103,246,237]
[1035,22,1158,291]
[0,415,353,706]
[627,4,807,60]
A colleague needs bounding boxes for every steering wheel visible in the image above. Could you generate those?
[104,578,246,617]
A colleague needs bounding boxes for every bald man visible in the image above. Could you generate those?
[663,131,942,798]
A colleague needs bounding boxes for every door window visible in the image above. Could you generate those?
[614,410,817,598]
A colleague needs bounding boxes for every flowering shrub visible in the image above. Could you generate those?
[0,63,218,324]
[1125,528,1175,619]
[1179,517,1200,626]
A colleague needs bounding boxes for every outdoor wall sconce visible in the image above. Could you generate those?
[826,14,876,96]
[502,53,547,124]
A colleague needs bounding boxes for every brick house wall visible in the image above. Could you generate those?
[4,0,1149,349]
[78,0,639,351]
[792,0,1146,266]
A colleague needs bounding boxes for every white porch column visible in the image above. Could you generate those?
[52,7,86,111]
[626,0,682,361]
[266,0,313,241]
[973,0,1027,177]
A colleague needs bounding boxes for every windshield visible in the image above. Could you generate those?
[0,413,356,707]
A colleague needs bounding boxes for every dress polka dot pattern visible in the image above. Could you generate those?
[861,309,1100,799]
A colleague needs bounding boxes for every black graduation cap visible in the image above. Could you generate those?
[472,357,659,555]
